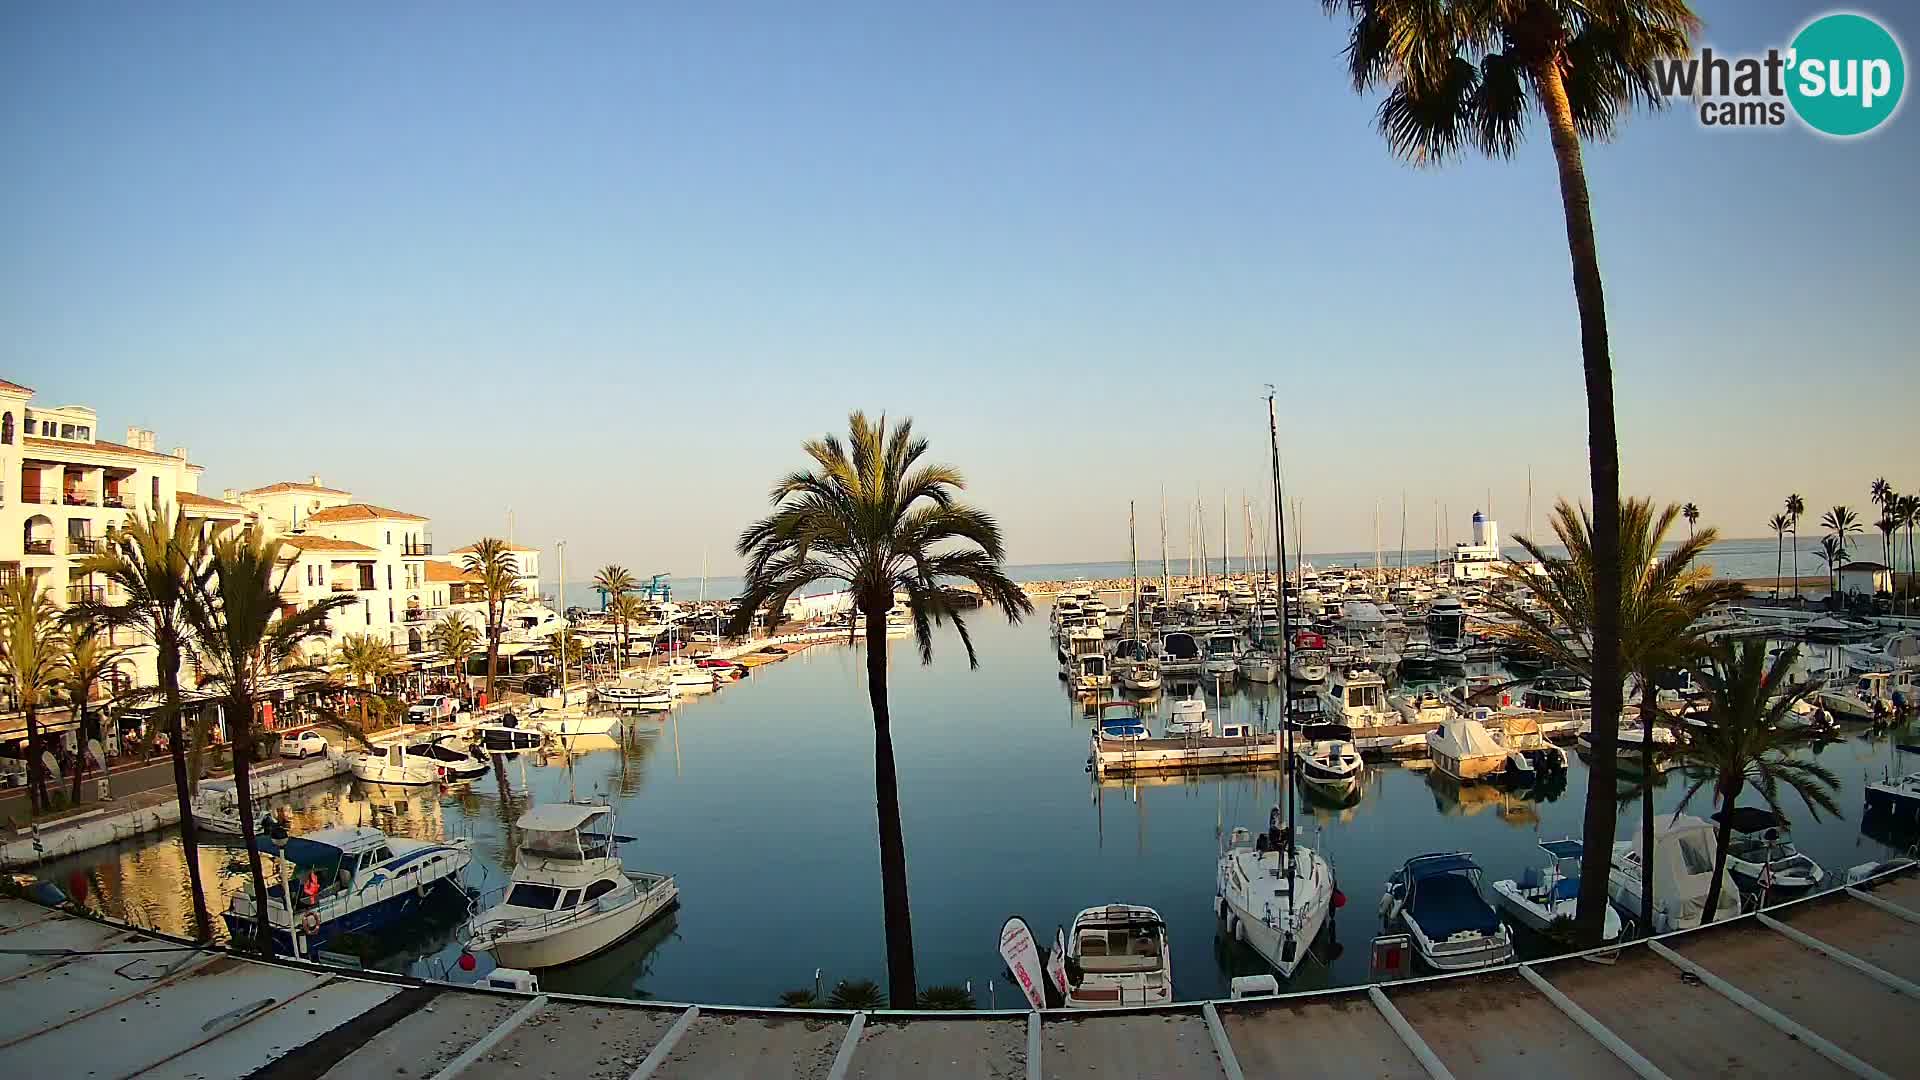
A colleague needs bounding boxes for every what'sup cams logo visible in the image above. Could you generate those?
[1652,11,1906,137]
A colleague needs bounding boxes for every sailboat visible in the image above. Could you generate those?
[1119,502,1164,693]
[1215,390,1339,981]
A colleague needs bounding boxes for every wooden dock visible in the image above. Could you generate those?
[1,864,1914,1078]
[1091,731,1288,777]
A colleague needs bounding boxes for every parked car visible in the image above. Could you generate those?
[522,673,557,698]
[278,730,330,759]
[407,694,460,724]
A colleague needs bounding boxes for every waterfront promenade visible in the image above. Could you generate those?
[2,864,1914,1078]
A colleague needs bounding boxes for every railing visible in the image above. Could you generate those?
[23,540,53,556]
[403,541,433,556]
[404,608,433,622]
[67,584,103,605]
[68,536,99,555]
[63,491,99,506]
[103,494,127,509]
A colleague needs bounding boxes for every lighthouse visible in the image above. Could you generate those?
[1471,511,1498,550]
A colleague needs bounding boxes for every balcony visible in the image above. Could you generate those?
[103,493,128,509]
[63,490,99,507]
[0,567,19,587]
[403,607,435,622]
[403,540,434,556]
[67,584,103,605]
[68,536,99,556]
[23,539,53,556]
[330,582,355,593]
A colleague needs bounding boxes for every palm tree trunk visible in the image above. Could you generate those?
[863,592,916,1007]
[1702,774,1741,925]
[161,637,214,941]
[1792,528,1800,599]
[23,704,45,813]
[1538,57,1625,948]
[1774,531,1783,600]
[486,612,501,703]
[228,693,274,953]
[1638,677,1659,934]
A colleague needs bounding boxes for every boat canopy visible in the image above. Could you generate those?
[1538,839,1585,861]
[1405,852,1483,880]
[1711,807,1787,833]
[518,803,610,832]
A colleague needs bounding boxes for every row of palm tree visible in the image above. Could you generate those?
[593,564,645,666]
[1773,484,1918,608]
[460,538,520,701]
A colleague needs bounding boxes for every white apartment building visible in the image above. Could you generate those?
[0,379,245,694]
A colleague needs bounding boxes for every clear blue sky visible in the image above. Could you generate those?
[4,2,1915,575]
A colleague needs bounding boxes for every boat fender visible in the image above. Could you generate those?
[1233,917,1248,945]
[301,910,321,935]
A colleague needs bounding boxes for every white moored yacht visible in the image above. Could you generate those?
[1491,839,1622,941]
[1059,904,1173,1008]
[1607,814,1741,932]
[1294,740,1362,792]
[1425,714,1509,783]
[466,803,679,969]
[1322,665,1395,729]
[1217,810,1337,980]
[350,743,445,786]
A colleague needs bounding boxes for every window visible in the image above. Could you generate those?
[560,889,582,909]
[583,879,619,903]
[386,565,392,590]
[76,426,89,441]
[59,423,73,439]
[506,882,563,909]
[22,418,33,435]
[151,477,159,504]
[1,413,10,444]
[371,846,392,865]
[363,600,370,625]
[385,531,391,545]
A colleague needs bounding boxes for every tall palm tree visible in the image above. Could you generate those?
[1485,498,1741,937]
[0,576,67,812]
[1767,513,1791,601]
[1318,3,1697,944]
[426,613,480,695]
[1681,503,1700,538]
[1785,493,1806,599]
[58,625,123,806]
[594,564,634,609]
[1899,494,1920,615]
[727,412,1033,1005]
[1668,640,1839,924]
[1817,536,1845,598]
[461,539,520,701]
[335,632,404,731]
[184,531,349,952]
[76,508,216,940]
[1821,506,1861,598]
[1869,478,1895,571]
[607,592,645,669]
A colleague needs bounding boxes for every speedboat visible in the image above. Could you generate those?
[1379,852,1515,972]
[1607,814,1742,932]
[1059,904,1173,1008]
[1391,688,1452,724]
[1426,715,1509,783]
[1166,696,1211,737]
[1294,740,1361,791]
[406,733,490,782]
[1491,839,1621,941]
[1487,713,1570,787]
[598,683,673,711]
[1238,648,1280,683]
[667,662,718,696]
[1216,812,1337,980]
[350,743,445,786]
[1865,746,1920,822]
[1202,631,1240,679]
[476,714,548,753]
[224,825,472,957]
[1094,700,1150,742]
[1710,807,1826,896]
[466,803,679,969]
[190,778,255,837]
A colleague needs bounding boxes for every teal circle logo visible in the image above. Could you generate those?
[1787,12,1906,137]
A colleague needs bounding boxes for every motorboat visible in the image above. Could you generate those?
[466,803,678,969]
[476,715,548,753]
[1202,631,1241,679]
[1491,840,1621,941]
[1340,601,1388,633]
[1238,648,1280,683]
[190,778,252,837]
[1120,657,1163,693]
[1391,689,1452,725]
[350,743,445,786]
[1059,904,1173,1008]
[1379,852,1515,972]
[1426,596,1466,641]
[1294,740,1361,790]
[1073,651,1113,693]
[526,708,622,738]
[1094,701,1150,742]
[1817,670,1911,723]
[1397,642,1438,680]
[1289,635,1330,684]
[668,665,719,697]
[1710,807,1826,896]
[225,825,472,957]
[1158,632,1203,679]
[1487,713,1570,787]
[1426,714,1509,783]
[1322,665,1395,729]
[1166,696,1212,738]
[1865,746,1920,823]
[1607,814,1742,932]
[406,733,490,782]
[1579,723,1675,773]
[1802,615,1872,643]
[1216,812,1338,980]
[598,683,674,711]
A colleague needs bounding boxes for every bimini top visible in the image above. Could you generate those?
[1405,852,1483,880]
[1538,839,1585,861]
[515,803,611,833]
[1712,807,1788,834]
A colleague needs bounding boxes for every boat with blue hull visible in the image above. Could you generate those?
[223,825,473,957]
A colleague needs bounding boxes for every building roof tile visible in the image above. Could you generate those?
[241,481,354,497]
[300,503,427,524]
[279,536,377,554]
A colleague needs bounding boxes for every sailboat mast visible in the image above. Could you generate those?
[1160,492,1170,605]
[1222,494,1230,584]
[1266,390,1295,899]
[1130,501,1140,640]
[1400,492,1408,576]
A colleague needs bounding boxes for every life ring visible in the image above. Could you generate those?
[300,910,321,936]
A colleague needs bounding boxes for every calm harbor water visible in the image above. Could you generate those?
[40,601,1913,1005]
